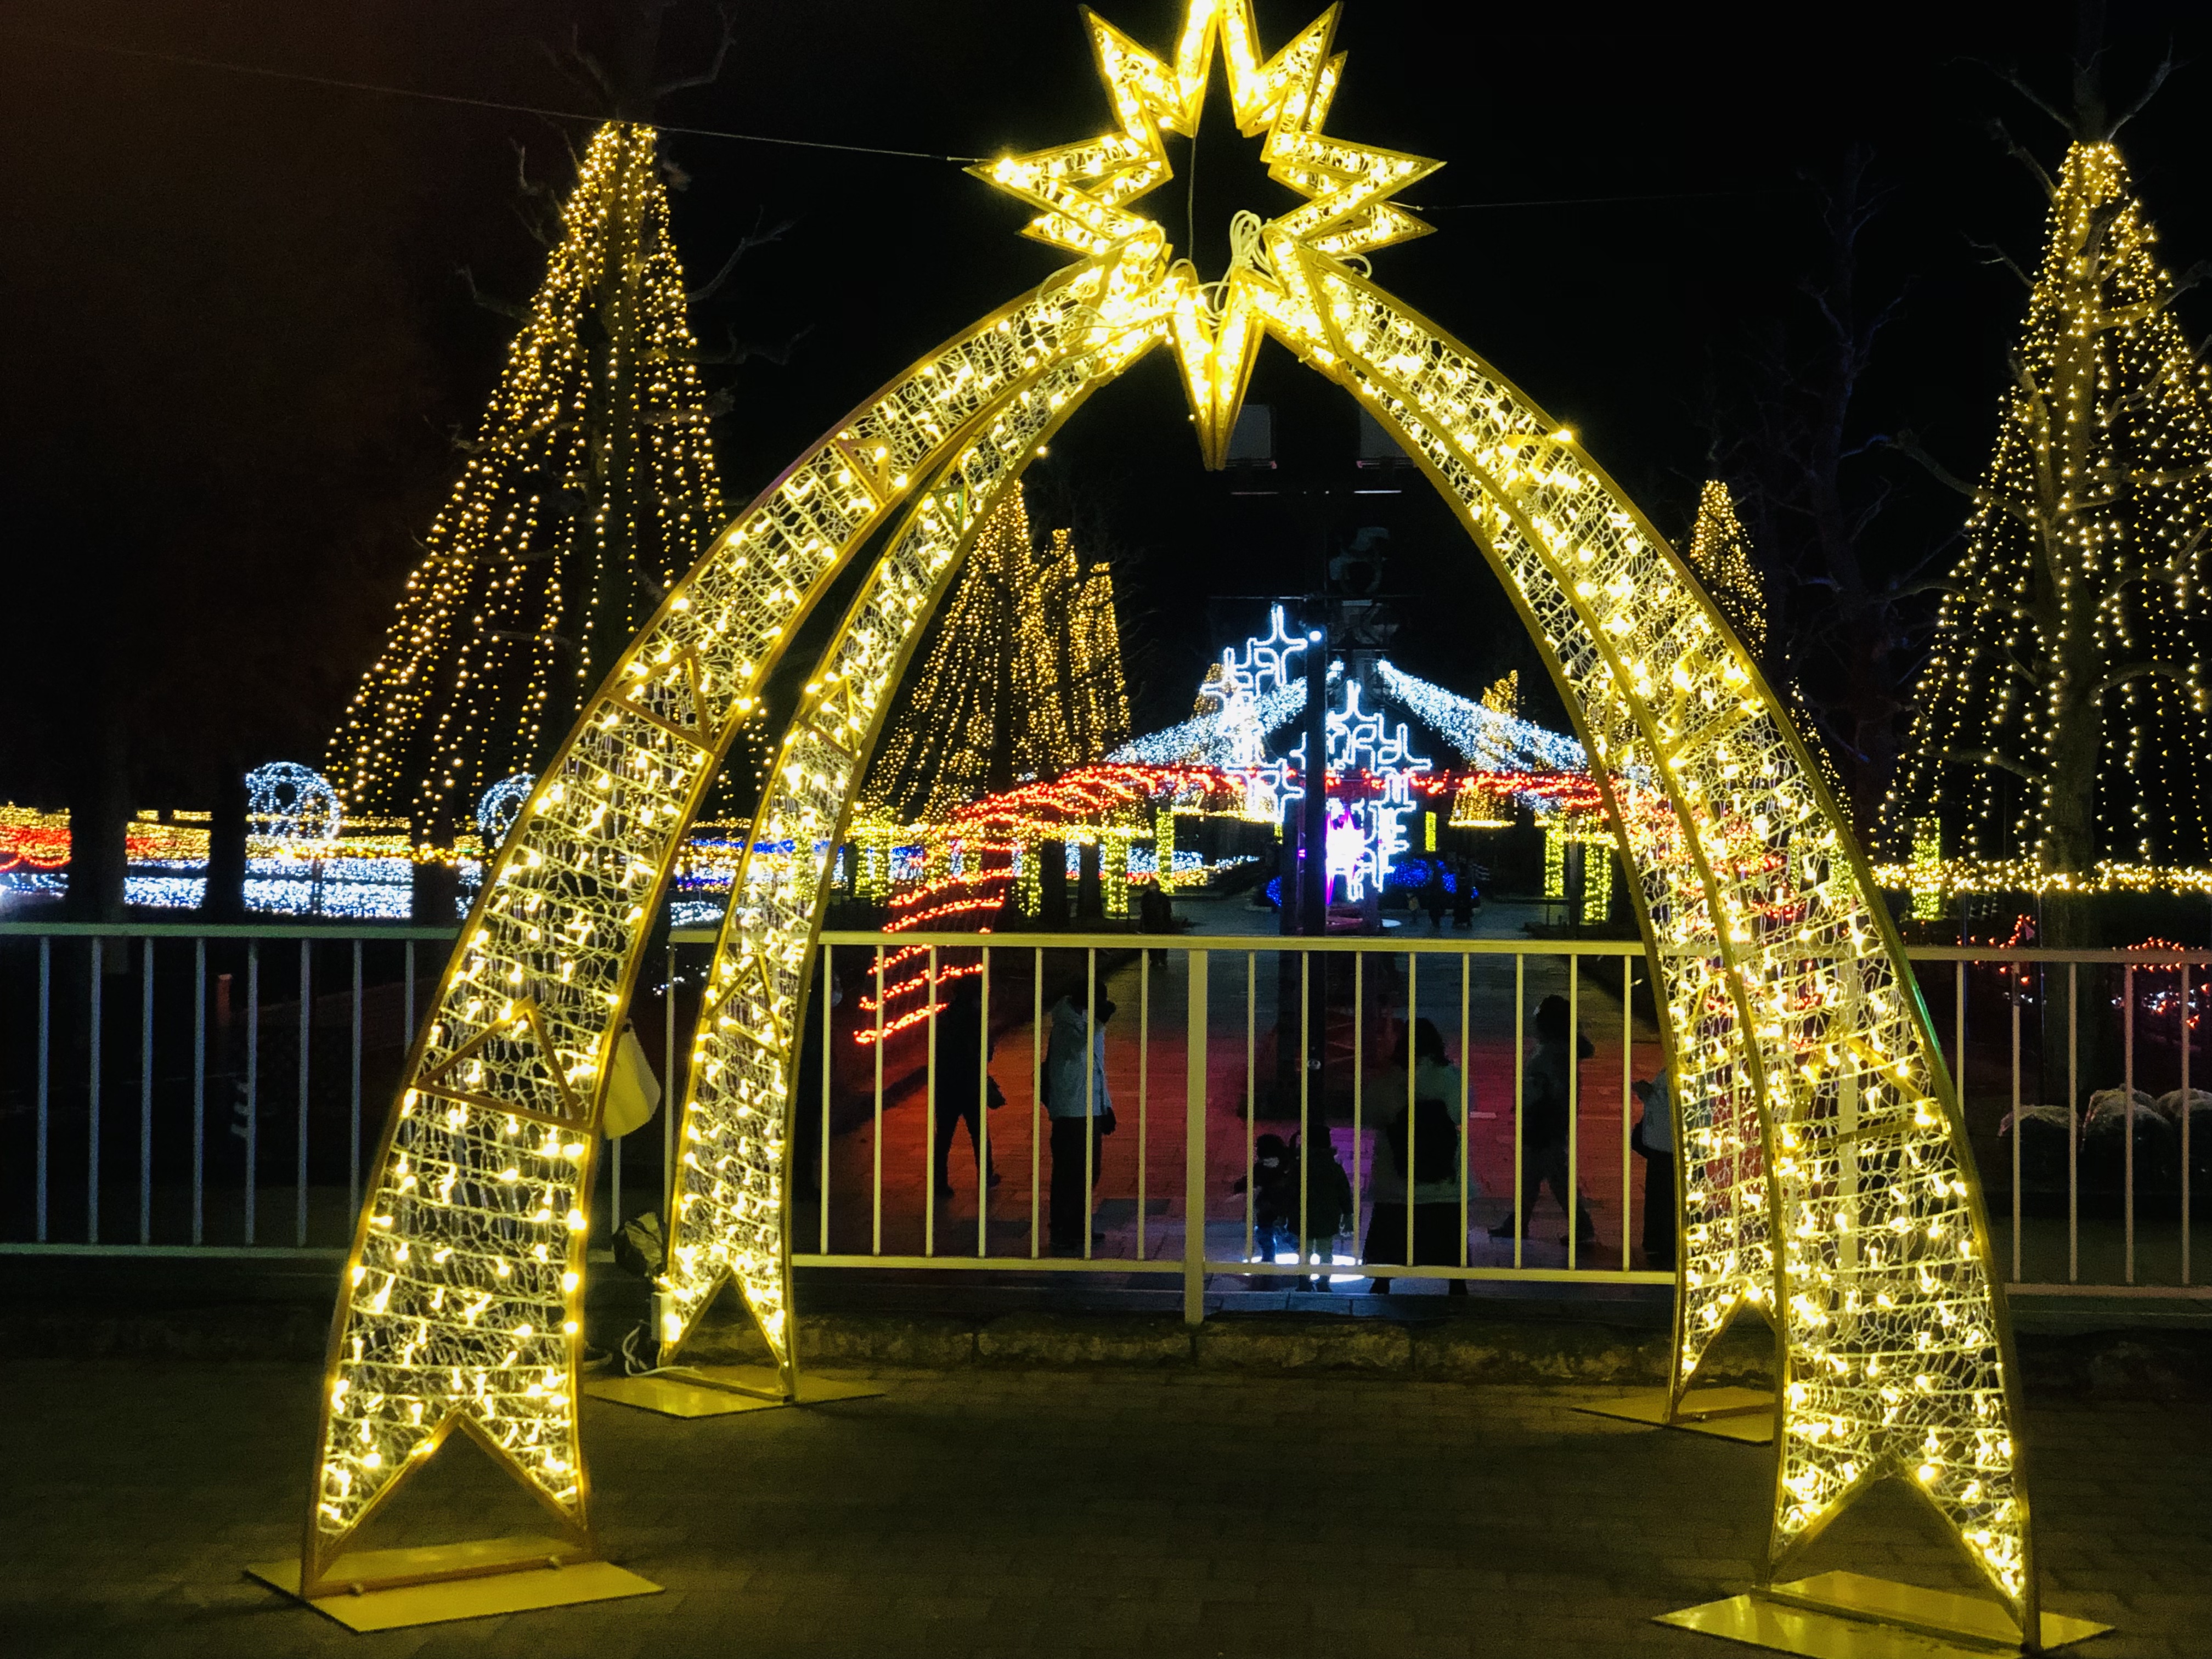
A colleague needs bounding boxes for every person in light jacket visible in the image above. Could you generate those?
[1631,1066,1675,1269]
[1045,993,1115,1253]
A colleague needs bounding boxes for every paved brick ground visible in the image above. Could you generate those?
[3,1358,2200,1657]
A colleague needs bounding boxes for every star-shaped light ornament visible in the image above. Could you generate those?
[974,0,1442,468]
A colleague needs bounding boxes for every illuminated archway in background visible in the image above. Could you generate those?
[305,0,2037,1633]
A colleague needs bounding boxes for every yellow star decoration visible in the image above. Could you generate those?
[974,0,1441,467]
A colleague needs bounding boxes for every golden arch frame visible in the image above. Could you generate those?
[300,0,2039,1638]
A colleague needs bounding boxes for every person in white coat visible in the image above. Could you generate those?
[1045,993,1114,1252]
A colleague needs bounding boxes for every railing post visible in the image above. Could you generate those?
[1184,947,1208,1328]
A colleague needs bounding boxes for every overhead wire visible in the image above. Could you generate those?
[7,30,984,163]
[14,35,1808,206]
[1406,186,1801,211]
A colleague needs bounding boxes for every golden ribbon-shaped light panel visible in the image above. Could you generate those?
[308,0,2036,1634]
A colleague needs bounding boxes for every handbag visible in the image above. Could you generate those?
[601,1024,663,1138]
[1101,1105,1118,1135]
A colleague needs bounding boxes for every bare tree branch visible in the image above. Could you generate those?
[540,25,622,115]
[1966,234,2033,290]
[2105,46,2179,139]
[691,320,814,369]
[1878,431,1979,500]
[653,1,738,99]
[689,210,797,306]
[1975,69,2074,145]
[455,266,529,323]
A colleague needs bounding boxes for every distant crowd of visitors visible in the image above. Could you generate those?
[794,955,1677,1275]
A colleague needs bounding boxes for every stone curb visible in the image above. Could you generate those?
[8,1299,2204,1400]
[680,1307,1779,1387]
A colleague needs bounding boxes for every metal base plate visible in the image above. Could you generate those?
[1576,1386,1775,1443]
[1658,1571,2112,1657]
[247,1539,661,1632]
[584,1364,884,1419]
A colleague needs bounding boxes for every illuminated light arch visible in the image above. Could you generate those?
[306,0,2039,1636]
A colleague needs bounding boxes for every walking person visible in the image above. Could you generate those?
[1491,994,1598,1246]
[1631,1066,1675,1270]
[1364,1017,1474,1295]
[1450,860,1477,930]
[1045,991,1115,1254]
[1423,862,1449,933]
[932,974,1002,1201]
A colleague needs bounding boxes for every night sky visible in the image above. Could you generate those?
[5,0,2209,804]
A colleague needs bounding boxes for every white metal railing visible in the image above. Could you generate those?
[2,921,2204,1307]
[1905,946,2209,1297]
[797,930,1669,1304]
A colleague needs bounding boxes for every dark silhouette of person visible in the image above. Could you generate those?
[1364,1017,1472,1295]
[1423,862,1449,933]
[1451,860,1477,930]
[1492,994,1598,1246]
[933,974,1002,1200]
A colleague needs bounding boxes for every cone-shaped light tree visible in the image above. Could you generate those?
[1685,478,1766,660]
[327,122,726,847]
[866,488,1130,823]
[1888,137,2212,922]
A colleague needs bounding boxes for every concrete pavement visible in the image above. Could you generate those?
[2,1356,2197,1657]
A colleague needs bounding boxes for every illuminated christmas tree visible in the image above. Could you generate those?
[867,489,1130,822]
[1449,670,1517,827]
[1053,526,1132,764]
[1685,478,1764,659]
[1889,140,2212,905]
[326,122,730,841]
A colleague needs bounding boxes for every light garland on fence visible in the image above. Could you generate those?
[1889,140,2212,885]
[326,123,726,842]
